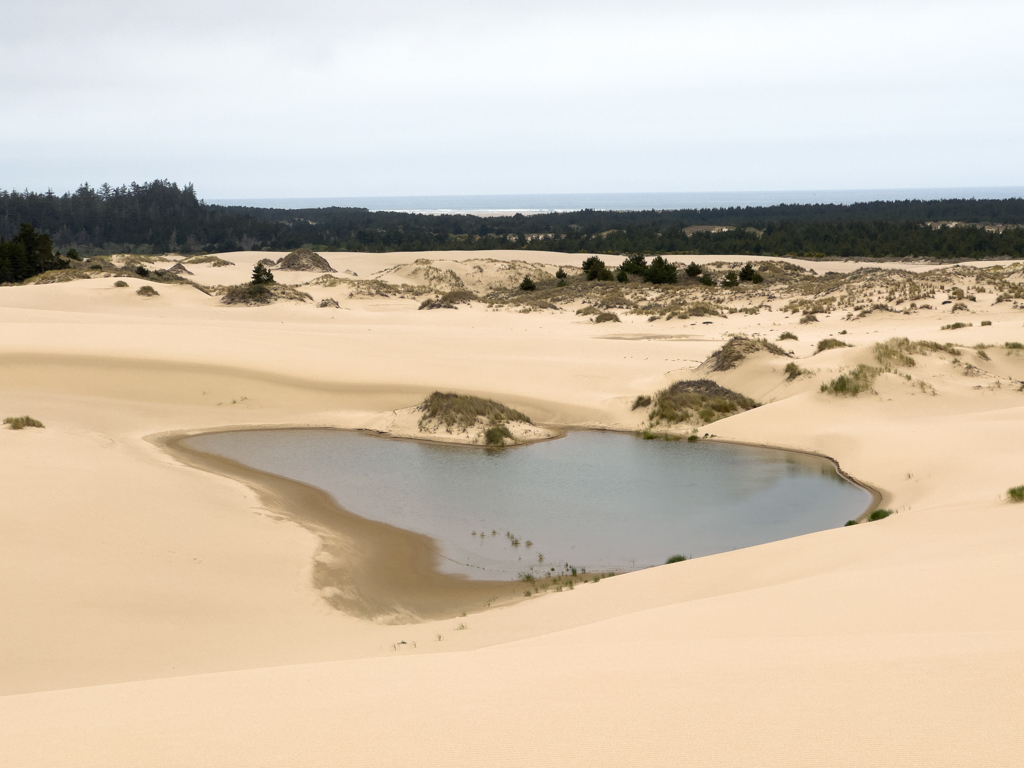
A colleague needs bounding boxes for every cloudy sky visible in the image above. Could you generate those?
[3,0,1023,198]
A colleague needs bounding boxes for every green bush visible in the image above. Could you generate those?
[698,273,716,287]
[519,275,536,291]
[941,322,971,330]
[594,312,620,323]
[113,280,128,288]
[136,285,159,297]
[784,362,806,380]
[844,520,858,526]
[1008,486,1024,503]
[868,509,892,521]
[4,415,44,430]
[484,425,513,446]
[582,256,614,281]
[649,379,759,425]
[645,256,678,285]
[685,262,703,278]
[554,267,567,280]
[665,554,687,564]
[779,331,798,341]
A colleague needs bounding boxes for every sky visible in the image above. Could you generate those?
[3,0,1023,199]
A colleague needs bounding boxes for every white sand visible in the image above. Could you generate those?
[2,250,1023,765]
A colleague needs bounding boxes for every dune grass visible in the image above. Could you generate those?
[1008,486,1024,503]
[704,336,790,372]
[648,379,759,425]
[4,416,44,430]
[815,338,850,354]
[418,392,531,433]
[820,364,880,396]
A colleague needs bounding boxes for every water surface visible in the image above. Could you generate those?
[186,430,871,579]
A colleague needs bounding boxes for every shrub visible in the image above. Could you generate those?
[941,322,971,330]
[844,520,858,526]
[136,285,159,297]
[631,395,652,410]
[721,271,739,288]
[616,269,629,283]
[739,262,761,282]
[4,415,44,430]
[816,338,849,354]
[685,262,703,278]
[555,267,567,280]
[665,554,687,564]
[576,305,600,316]
[799,312,819,324]
[1008,486,1024,503]
[582,256,613,281]
[594,312,620,323]
[1006,341,1023,350]
[779,331,798,341]
[698,273,716,287]
[484,424,513,446]
[820,364,880,396]
[868,509,892,521]
[981,320,992,326]
[251,263,274,284]
[645,256,678,285]
[135,265,150,277]
[620,253,647,276]
[113,280,128,288]
[519,275,536,291]
[687,434,698,442]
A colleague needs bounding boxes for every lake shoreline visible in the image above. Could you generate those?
[153,422,880,621]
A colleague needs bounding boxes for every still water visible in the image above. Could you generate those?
[186,430,872,579]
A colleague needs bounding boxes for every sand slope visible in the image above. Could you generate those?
[2,250,1023,765]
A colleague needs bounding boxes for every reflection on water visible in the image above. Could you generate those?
[186,430,871,579]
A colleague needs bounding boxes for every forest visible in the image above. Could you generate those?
[2,180,1024,283]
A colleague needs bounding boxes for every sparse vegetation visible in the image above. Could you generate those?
[868,509,893,521]
[820,364,880,396]
[136,285,159,297]
[665,554,687,564]
[113,280,128,288]
[816,338,849,354]
[779,331,798,341]
[593,311,620,323]
[784,362,808,381]
[484,424,513,446]
[4,415,44,430]
[704,336,790,372]
[1008,486,1024,503]
[631,395,652,410]
[941,322,971,330]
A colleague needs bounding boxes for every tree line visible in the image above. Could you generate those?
[2,180,1024,278]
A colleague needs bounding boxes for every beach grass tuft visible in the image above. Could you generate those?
[705,336,790,372]
[1008,486,1024,503]
[4,415,44,430]
[820,364,880,396]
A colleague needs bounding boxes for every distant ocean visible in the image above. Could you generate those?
[210,187,1024,215]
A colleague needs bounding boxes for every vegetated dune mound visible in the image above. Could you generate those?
[646,379,760,427]
[276,248,336,273]
[220,282,312,306]
[412,391,551,446]
[701,336,791,372]
[168,263,193,276]
[378,258,558,294]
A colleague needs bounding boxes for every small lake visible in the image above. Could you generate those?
[185,430,872,579]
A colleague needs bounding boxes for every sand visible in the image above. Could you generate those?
[2,249,1023,766]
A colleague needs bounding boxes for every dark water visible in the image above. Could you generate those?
[186,430,872,579]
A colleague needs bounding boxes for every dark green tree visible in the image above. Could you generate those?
[252,262,275,284]
[645,256,677,285]
[685,262,703,278]
[519,275,536,291]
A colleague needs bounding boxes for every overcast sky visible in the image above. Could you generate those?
[3,0,1023,198]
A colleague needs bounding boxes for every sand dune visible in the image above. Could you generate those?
[2,250,1023,765]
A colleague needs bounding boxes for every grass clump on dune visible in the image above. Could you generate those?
[648,379,759,425]
[1008,486,1024,503]
[820,364,880,396]
[4,415,44,430]
[418,392,531,433]
[704,336,790,372]
[815,338,849,354]
[593,311,620,323]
